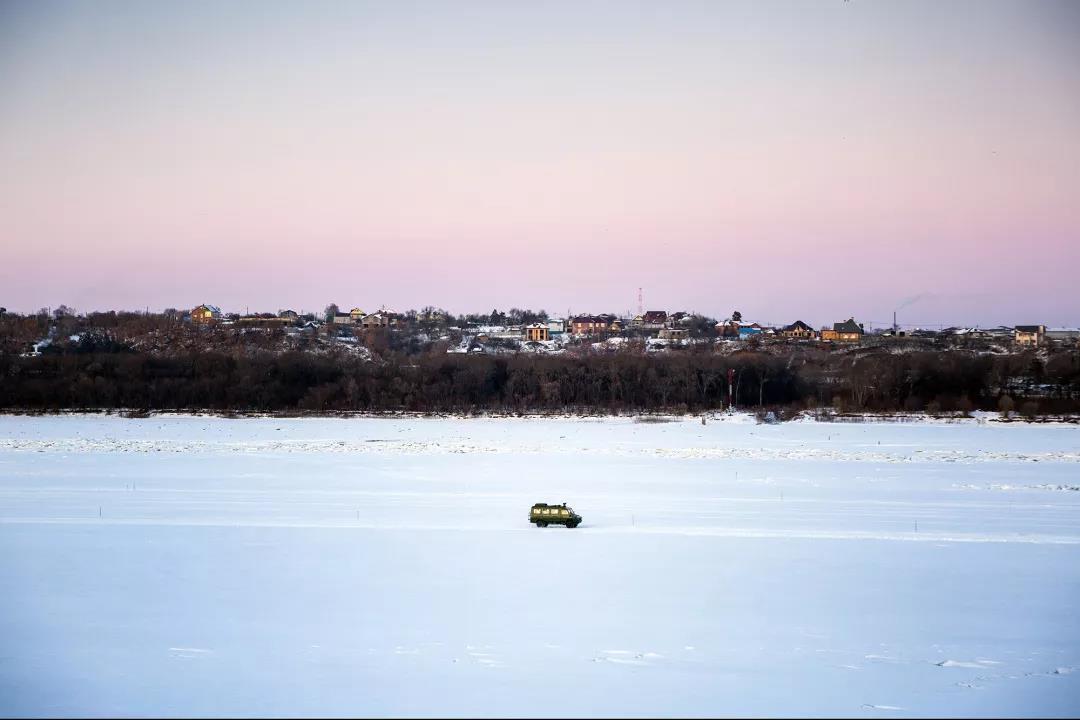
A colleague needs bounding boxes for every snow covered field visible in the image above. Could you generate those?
[1,413,1078,718]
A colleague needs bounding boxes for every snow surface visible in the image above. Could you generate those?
[1,413,1078,717]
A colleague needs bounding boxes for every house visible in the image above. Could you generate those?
[362,312,398,329]
[716,319,762,339]
[782,320,814,339]
[658,327,688,341]
[571,314,616,335]
[738,323,763,339]
[821,318,864,343]
[331,308,367,325]
[1014,325,1046,347]
[191,304,222,324]
[278,309,299,322]
[546,318,567,336]
[632,311,672,331]
[639,310,668,328]
[332,312,356,325]
[472,325,521,341]
[475,325,520,343]
[524,323,550,342]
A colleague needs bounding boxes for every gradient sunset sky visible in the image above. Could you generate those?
[1,0,1077,328]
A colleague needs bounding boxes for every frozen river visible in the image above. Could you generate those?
[1,413,1078,717]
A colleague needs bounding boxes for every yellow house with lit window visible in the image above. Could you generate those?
[821,318,864,343]
[191,304,221,324]
[1015,325,1045,347]
[524,323,550,341]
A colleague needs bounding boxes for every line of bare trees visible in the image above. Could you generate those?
[1,346,1078,415]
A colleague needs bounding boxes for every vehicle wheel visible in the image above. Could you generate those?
[536,521,544,528]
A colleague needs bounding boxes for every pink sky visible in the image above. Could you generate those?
[1,0,1078,328]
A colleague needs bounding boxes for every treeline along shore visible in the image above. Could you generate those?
[2,348,1078,416]
[1,308,1078,415]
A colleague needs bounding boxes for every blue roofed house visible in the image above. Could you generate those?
[738,322,763,339]
[716,318,763,339]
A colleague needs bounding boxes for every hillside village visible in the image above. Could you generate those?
[172,302,1075,349]
[2,303,1079,417]
[1,302,1075,360]
[129,304,1080,355]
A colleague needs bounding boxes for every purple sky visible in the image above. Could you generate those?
[1,0,1078,328]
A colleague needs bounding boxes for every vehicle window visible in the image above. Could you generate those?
[542,508,551,515]
[560,509,569,516]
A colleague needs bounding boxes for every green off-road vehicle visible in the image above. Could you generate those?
[529,502,582,528]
